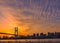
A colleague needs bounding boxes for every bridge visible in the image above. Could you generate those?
[0,32,15,35]
[0,27,18,37]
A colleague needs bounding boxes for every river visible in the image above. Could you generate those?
[0,39,60,43]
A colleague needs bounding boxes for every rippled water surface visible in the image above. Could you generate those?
[0,39,60,43]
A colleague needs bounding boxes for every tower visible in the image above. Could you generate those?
[14,27,18,38]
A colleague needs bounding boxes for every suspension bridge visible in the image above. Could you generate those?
[0,27,18,37]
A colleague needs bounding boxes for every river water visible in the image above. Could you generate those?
[0,39,60,43]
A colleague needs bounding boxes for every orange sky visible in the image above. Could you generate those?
[0,0,60,36]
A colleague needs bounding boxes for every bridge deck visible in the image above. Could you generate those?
[0,32,15,35]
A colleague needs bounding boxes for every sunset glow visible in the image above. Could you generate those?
[0,0,60,36]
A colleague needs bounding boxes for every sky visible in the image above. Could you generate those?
[0,0,60,36]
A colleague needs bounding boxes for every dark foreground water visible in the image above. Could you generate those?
[0,39,60,43]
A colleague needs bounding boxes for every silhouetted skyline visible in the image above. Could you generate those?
[0,32,60,39]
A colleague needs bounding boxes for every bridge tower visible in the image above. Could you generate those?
[14,27,18,38]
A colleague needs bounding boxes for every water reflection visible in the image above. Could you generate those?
[0,39,60,43]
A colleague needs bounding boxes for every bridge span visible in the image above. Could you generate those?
[0,32,15,35]
[0,27,18,36]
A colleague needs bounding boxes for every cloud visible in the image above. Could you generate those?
[0,0,60,35]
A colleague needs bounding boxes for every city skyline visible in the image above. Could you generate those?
[0,0,60,36]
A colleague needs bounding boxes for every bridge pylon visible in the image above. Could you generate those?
[14,27,18,38]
